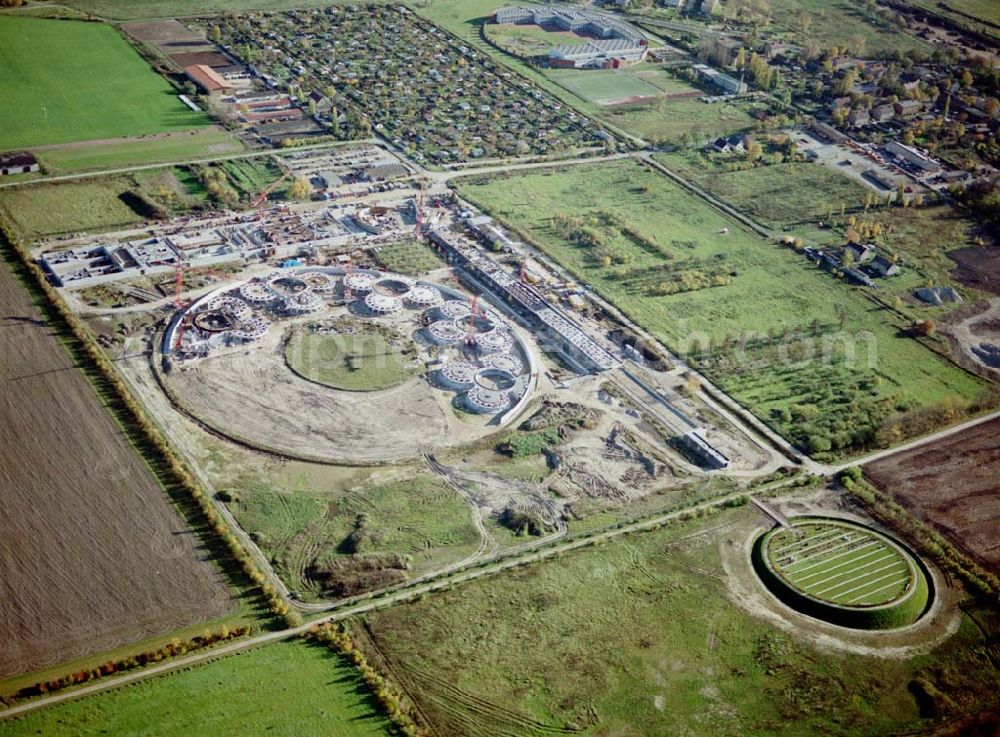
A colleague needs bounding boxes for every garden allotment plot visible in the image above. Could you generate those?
[768,521,913,606]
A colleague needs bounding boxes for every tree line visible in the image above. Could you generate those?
[309,623,426,737]
[11,626,252,702]
[0,214,304,694]
[841,474,1000,604]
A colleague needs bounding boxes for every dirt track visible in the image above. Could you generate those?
[0,259,232,679]
[865,417,1000,571]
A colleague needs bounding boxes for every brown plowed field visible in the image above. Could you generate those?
[949,244,1000,295]
[0,259,233,679]
[865,418,1000,572]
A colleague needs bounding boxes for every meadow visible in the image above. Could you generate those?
[286,329,420,392]
[0,177,147,239]
[361,506,999,737]
[484,22,592,56]
[656,152,872,228]
[0,16,208,151]
[372,240,446,275]
[228,474,480,600]
[453,160,985,455]
[908,0,1000,42]
[35,129,244,174]
[602,97,758,144]
[766,0,932,55]
[0,640,393,737]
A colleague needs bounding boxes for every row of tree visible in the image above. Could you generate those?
[0,216,302,696]
[842,476,1000,603]
[13,626,252,701]
[309,623,426,737]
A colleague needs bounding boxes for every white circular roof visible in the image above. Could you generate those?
[364,292,402,314]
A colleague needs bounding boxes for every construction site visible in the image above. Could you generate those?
[25,140,790,611]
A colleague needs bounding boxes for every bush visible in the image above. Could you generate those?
[498,428,559,458]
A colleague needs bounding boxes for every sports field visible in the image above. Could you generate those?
[767,522,913,606]
[0,16,208,151]
[0,640,393,737]
[552,69,661,105]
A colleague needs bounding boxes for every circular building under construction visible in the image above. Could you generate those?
[439,361,478,390]
[438,300,472,320]
[427,319,467,345]
[160,266,538,464]
[407,285,444,309]
[343,272,376,294]
[300,271,337,292]
[240,281,278,307]
[364,292,403,315]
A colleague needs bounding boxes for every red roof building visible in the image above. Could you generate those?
[184,64,233,94]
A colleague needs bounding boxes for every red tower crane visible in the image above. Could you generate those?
[414,178,427,239]
[464,294,483,346]
[252,170,294,220]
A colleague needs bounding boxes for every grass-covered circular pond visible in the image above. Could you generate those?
[752,516,931,630]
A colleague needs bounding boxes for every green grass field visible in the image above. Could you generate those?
[603,97,757,144]
[657,153,872,228]
[908,0,1000,41]
[285,329,420,392]
[0,640,392,737]
[35,130,243,174]
[549,68,669,106]
[768,523,913,606]
[0,16,209,151]
[453,160,985,455]
[360,506,998,736]
[228,475,480,600]
[485,22,592,55]
[372,240,446,275]
[551,65,702,107]
[767,0,932,55]
[0,177,144,239]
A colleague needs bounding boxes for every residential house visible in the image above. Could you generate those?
[894,99,924,118]
[869,255,900,277]
[0,152,39,176]
[848,108,870,127]
[872,103,895,123]
[844,242,876,264]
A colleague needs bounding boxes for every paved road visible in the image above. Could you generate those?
[830,408,1000,472]
[0,139,381,191]
[624,14,736,38]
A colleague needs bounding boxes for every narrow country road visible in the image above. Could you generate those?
[0,484,756,722]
